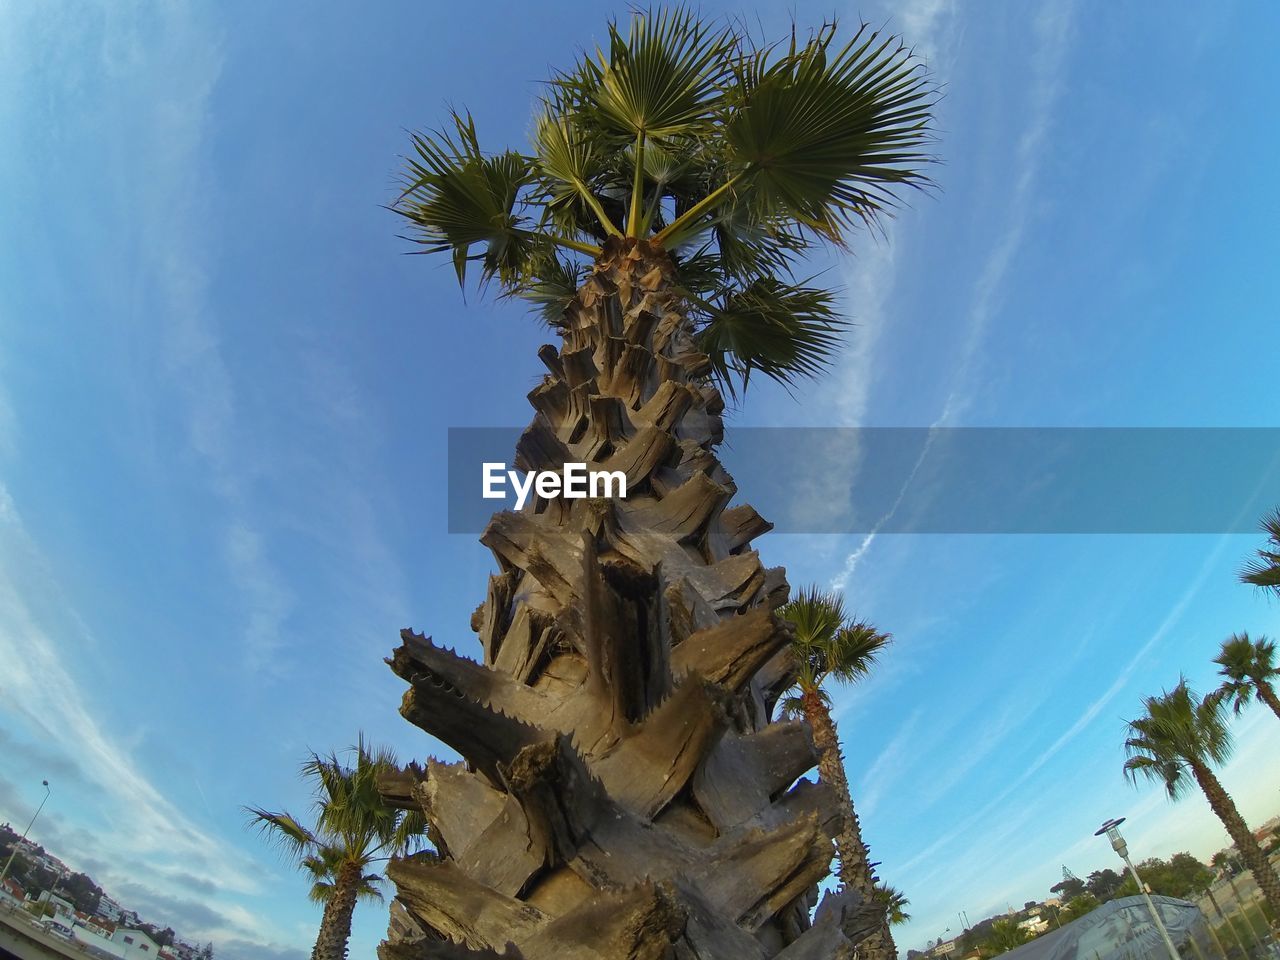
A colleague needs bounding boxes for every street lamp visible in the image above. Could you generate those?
[1095,817,1182,960]
[0,780,50,886]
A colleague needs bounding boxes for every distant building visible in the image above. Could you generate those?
[113,927,164,957]
[35,890,77,919]
[75,912,116,939]
[70,923,162,960]
[97,894,124,922]
[0,876,26,904]
[1018,916,1050,935]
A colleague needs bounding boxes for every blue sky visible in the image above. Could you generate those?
[1,2,1278,958]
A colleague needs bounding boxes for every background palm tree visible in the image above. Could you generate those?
[780,585,894,954]
[1212,632,1280,721]
[1122,679,1280,923]
[875,884,911,926]
[1239,508,1280,595]
[247,737,427,960]
[981,918,1030,958]
[378,9,935,958]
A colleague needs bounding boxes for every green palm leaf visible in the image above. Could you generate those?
[396,111,538,287]
[697,278,847,396]
[1240,508,1280,593]
[724,24,933,238]
[558,8,735,142]
[532,111,621,238]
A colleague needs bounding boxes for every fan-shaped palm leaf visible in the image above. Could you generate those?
[697,279,846,396]
[1240,508,1280,594]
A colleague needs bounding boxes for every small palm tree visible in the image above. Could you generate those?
[780,587,893,949]
[1212,632,1280,722]
[247,737,427,960]
[1240,508,1280,596]
[982,918,1030,957]
[1122,679,1280,923]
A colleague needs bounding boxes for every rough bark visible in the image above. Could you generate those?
[799,687,895,960]
[1190,760,1280,926]
[312,860,363,960]
[380,238,871,960]
[1256,679,1280,724]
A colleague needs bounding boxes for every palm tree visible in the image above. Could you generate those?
[875,884,911,926]
[982,919,1030,958]
[1212,632,1280,721]
[780,586,893,954]
[1122,680,1280,923]
[1239,508,1280,596]
[379,9,934,959]
[247,738,426,960]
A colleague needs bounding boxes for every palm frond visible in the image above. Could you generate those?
[395,111,539,287]
[356,873,385,903]
[532,111,620,238]
[504,249,584,327]
[723,22,935,241]
[776,693,807,719]
[696,279,847,397]
[1239,508,1280,594]
[557,8,736,142]
[243,807,317,863]
[828,620,893,684]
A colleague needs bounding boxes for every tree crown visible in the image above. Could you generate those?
[1212,631,1277,714]
[1123,679,1233,800]
[779,584,892,695]
[393,7,936,394]
[245,735,427,900]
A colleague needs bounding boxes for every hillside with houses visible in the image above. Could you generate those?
[0,822,214,960]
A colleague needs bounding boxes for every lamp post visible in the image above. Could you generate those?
[0,779,50,886]
[1095,818,1182,960]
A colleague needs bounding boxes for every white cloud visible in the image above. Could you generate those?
[0,483,270,939]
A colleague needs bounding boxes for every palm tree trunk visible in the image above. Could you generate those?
[312,861,361,960]
[800,687,896,960]
[1255,680,1280,723]
[379,238,884,960]
[1190,761,1280,926]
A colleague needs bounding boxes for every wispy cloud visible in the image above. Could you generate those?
[0,484,271,940]
[859,707,926,818]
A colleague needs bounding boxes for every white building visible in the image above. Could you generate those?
[35,890,77,919]
[97,894,124,922]
[71,924,163,960]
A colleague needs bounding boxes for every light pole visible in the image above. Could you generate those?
[1095,818,1182,960]
[0,779,50,886]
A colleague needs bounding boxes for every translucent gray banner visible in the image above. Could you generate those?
[447,427,1280,534]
